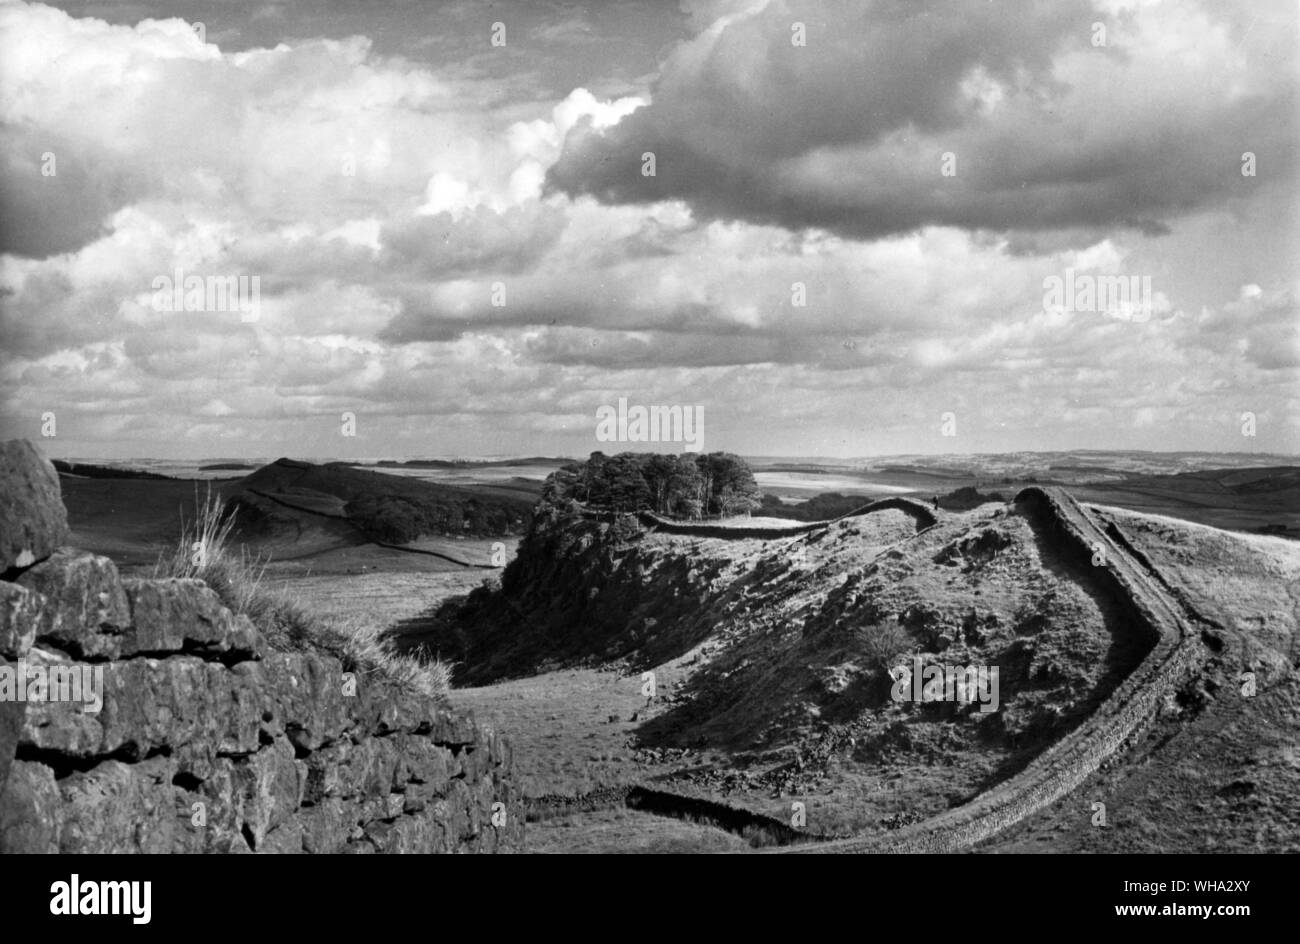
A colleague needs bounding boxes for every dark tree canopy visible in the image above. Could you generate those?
[542,451,761,518]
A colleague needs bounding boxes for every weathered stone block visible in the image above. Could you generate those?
[232,735,299,848]
[0,760,60,853]
[21,654,264,759]
[0,581,41,659]
[251,653,353,751]
[0,440,68,574]
[16,550,129,659]
[261,818,304,854]
[56,757,178,853]
[392,734,453,795]
[122,578,263,660]
[299,797,350,853]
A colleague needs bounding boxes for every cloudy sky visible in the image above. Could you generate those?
[0,0,1296,460]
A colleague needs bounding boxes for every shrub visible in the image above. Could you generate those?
[857,618,912,673]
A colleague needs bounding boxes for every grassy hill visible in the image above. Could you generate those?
[1071,465,1300,537]
[232,457,537,544]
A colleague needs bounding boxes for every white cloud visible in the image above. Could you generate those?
[0,0,1293,458]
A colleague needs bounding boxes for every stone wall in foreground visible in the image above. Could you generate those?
[0,439,523,853]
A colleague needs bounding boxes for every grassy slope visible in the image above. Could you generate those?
[58,455,540,572]
[239,457,540,512]
[983,506,1300,853]
[59,476,242,568]
[1071,467,1300,535]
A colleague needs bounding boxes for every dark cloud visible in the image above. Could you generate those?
[547,0,1298,240]
[0,131,151,257]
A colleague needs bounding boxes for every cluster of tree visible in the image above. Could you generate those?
[344,494,520,544]
[542,451,762,517]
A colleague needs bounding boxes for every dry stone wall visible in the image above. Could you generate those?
[0,440,523,854]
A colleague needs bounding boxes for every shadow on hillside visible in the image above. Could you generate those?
[947,499,1155,797]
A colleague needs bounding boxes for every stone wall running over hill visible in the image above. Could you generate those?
[0,440,523,854]
[791,486,1208,854]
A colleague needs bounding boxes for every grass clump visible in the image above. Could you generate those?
[155,486,453,701]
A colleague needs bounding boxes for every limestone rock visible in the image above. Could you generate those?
[56,757,179,853]
[21,654,263,759]
[0,760,60,853]
[122,578,264,660]
[0,583,43,794]
[16,550,130,659]
[0,580,42,659]
[0,439,68,574]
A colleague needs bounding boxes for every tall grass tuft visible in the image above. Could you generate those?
[155,484,454,701]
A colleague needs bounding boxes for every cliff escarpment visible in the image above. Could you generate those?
[393,495,940,688]
[394,509,737,683]
[0,440,523,854]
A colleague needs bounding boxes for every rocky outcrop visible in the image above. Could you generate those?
[394,509,741,683]
[0,440,523,854]
[1,440,68,575]
[397,497,938,685]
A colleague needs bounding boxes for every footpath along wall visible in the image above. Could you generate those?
[0,440,523,853]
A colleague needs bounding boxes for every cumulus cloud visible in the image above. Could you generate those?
[547,0,1298,241]
[0,0,1294,458]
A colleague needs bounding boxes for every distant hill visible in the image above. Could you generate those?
[1072,465,1300,538]
[375,457,571,469]
[231,457,537,543]
[53,460,174,481]
[758,492,875,520]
